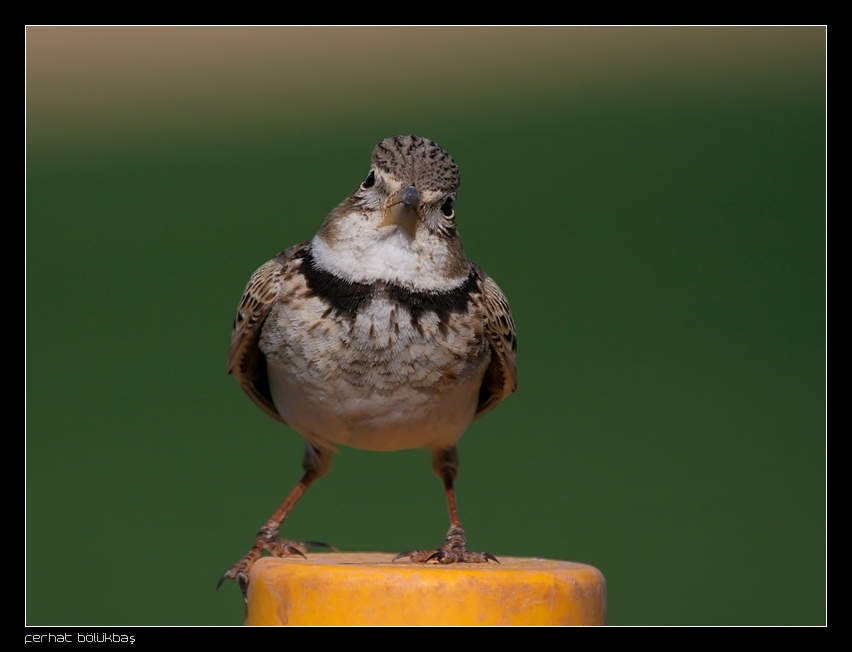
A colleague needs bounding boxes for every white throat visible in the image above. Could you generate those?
[311,215,468,291]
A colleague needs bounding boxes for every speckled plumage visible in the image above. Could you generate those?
[220,136,517,598]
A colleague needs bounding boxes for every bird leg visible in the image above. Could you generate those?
[394,446,498,564]
[218,443,333,599]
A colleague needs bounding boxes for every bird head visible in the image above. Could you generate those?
[312,136,469,291]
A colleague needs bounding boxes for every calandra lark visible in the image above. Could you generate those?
[220,135,517,598]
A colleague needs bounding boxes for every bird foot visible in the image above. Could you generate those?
[393,526,498,564]
[217,528,332,600]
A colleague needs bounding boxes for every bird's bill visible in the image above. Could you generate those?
[380,186,421,238]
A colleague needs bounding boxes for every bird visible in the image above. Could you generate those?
[219,135,517,599]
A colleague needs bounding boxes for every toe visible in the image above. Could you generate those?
[393,550,432,563]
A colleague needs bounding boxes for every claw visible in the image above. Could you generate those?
[237,575,249,602]
[278,544,307,559]
[394,528,498,565]
[301,540,336,551]
[217,568,250,602]
[392,551,414,562]
[393,550,433,563]
[219,533,318,600]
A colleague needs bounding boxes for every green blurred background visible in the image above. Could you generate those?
[26,27,825,625]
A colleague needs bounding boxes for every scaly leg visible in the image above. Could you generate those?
[218,443,333,599]
[395,446,497,564]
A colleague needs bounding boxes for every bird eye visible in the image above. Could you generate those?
[362,171,376,189]
[441,196,455,218]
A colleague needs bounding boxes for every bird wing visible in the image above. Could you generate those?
[475,271,518,418]
[227,244,304,423]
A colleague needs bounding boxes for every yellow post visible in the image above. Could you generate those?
[245,553,606,625]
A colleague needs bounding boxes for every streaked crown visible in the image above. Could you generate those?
[372,135,460,193]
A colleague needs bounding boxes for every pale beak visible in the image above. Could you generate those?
[379,185,421,238]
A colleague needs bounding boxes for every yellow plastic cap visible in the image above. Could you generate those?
[245,552,606,625]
